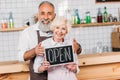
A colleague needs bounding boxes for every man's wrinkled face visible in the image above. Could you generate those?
[38,3,55,24]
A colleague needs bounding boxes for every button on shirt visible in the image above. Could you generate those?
[18,22,52,61]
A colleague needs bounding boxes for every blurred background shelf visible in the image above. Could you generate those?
[1,22,120,32]
[0,26,28,32]
[72,22,120,28]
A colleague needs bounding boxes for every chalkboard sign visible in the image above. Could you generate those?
[45,45,74,66]
[96,0,120,2]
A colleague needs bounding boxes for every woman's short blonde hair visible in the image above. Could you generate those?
[50,16,71,33]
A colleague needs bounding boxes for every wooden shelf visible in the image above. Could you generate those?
[1,22,120,31]
[0,26,28,32]
[72,22,120,28]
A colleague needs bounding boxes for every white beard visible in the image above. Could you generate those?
[38,21,51,32]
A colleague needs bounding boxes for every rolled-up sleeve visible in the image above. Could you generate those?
[18,29,30,62]
[74,53,80,74]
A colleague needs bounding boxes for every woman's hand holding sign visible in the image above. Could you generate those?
[65,62,77,73]
[42,60,50,70]
[38,60,50,73]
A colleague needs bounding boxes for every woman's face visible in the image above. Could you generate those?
[53,24,67,42]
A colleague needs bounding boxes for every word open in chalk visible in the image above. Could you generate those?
[45,45,74,66]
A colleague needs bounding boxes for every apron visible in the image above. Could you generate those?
[29,30,52,80]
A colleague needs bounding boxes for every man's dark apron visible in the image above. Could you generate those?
[29,31,52,80]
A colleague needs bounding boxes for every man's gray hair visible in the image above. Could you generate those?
[38,1,54,9]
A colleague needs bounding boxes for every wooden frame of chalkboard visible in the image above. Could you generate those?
[44,45,74,66]
[96,0,120,3]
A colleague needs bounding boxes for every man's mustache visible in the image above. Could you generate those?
[41,19,51,23]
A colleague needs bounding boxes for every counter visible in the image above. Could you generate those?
[0,61,29,80]
[1,52,120,80]
[77,52,120,80]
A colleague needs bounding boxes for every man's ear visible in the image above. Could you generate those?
[53,13,56,20]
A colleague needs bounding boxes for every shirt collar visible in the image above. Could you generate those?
[50,38,64,46]
[34,21,40,30]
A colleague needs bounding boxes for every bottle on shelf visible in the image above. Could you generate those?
[72,9,77,24]
[75,9,81,24]
[86,11,91,24]
[66,9,72,24]
[108,14,113,22]
[97,8,103,23]
[9,12,14,28]
[103,6,108,22]
[113,16,118,22]
[1,18,8,29]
